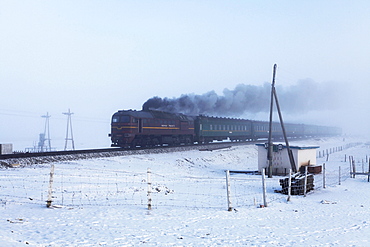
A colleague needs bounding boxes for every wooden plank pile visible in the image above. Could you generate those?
[277,173,314,195]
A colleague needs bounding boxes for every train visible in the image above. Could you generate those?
[109,109,342,148]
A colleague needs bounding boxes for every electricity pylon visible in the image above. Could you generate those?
[63,109,75,151]
[39,112,52,152]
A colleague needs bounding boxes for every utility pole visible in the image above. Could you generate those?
[63,109,75,151]
[267,64,277,178]
[267,64,297,177]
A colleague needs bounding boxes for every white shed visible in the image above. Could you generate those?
[256,143,320,175]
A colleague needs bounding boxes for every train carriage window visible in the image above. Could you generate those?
[112,116,120,123]
[210,124,213,130]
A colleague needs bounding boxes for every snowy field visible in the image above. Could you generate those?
[1,137,370,246]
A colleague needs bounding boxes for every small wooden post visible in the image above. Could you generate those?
[303,165,308,197]
[147,168,152,210]
[287,169,292,202]
[46,164,55,208]
[323,163,326,189]
[339,166,341,185]
[368,159,370,182]
[262,169,267,207]
[352,159,356,178]
[225,170,232,211]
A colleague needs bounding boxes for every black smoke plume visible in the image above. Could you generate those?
[142,79,343,117]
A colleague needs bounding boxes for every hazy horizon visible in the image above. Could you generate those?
[1,1,369,150]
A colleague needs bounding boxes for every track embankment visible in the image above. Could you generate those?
[0,143,242,167]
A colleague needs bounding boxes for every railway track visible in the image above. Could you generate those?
[0,142,250,167]
[0,147,126,160]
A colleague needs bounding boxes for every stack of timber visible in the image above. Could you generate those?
[299,165,322,174]
[277,172,314,195]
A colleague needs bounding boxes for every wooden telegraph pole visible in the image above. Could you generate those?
[267,64,297,178]
[267,64,276,178]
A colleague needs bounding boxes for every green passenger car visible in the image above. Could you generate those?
[194,116,253,143]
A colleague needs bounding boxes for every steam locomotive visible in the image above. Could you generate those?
[109,109,342,148]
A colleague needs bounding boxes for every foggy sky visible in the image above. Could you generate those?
[1,1,370,150]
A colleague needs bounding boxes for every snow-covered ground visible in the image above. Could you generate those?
[1,137,370,246]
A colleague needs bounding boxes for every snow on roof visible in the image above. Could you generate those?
[256,143,320,149]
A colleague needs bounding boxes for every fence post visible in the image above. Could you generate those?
[339,166,341,185]
[46,164,55,208]
[262,169,267,207]
[323,163,326,189]
[304,165,308,197]
[225,170,232,211]
[287,169,292,202]
[362,159,365,173]
[147,168,152,210]
[368,159,370,182]
[352,159,356,178]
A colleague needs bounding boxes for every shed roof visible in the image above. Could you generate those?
[256,143,320,150]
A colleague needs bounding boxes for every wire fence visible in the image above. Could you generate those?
[0,165,285,210]
[1,155,369,211]
[317,142,363,159]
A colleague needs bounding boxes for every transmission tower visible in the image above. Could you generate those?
[63,108,75,151]
[39,112,52,152]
